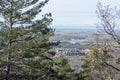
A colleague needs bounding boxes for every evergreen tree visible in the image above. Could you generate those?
[53,57,74,80]
[0,0,66,80]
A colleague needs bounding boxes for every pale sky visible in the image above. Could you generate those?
[38,0,120,27]
[0,0,120,28]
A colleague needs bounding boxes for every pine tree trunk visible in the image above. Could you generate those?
[6,8,13,79]
[6,39,12,80]
[28,77,33,80]
[6,57,11,80]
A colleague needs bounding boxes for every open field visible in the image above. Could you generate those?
[51,29,120,75]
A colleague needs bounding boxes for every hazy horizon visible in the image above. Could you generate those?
[51,24,97,29]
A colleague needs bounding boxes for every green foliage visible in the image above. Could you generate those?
[81,44,116,80]
[0,0,74,80]
[53,57,74,80]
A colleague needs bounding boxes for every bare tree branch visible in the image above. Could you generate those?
[97,2,120,45]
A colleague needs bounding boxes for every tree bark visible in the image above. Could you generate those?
[6,1,13,80]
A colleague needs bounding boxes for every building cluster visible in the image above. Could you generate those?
[55,48,86,56]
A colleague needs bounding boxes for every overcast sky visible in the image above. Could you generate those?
[38,0,120,27]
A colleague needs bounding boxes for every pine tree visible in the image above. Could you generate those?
[0,0,62,79]
[53,57,74,80]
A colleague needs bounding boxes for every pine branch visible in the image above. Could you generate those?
[104,62,120,71]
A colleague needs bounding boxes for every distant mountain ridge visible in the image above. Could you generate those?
[52,24,97,29]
